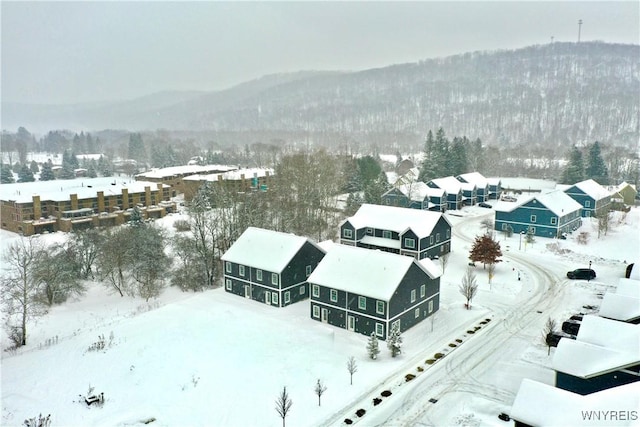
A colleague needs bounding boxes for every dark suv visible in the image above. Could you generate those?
[567,268,596,280]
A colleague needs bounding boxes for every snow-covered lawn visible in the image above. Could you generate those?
[1,205,638,426]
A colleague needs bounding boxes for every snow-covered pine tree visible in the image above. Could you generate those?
[386,325,403,357]
[367,332,380,360]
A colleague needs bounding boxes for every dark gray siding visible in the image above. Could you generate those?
[389,263,440,327]
[555,368,640,395]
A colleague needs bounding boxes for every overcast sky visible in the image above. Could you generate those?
[2,1,638,105]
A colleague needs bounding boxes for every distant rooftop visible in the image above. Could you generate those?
[136,164,237,179]
[344,203,450,238]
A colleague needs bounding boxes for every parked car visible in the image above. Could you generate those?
[501,195,517,202]
[562,320,581,336]
[478,202,492,208]
[566,268,596,280]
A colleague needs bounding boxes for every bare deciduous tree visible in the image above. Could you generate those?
[439,253,450,274]
[1,237,45,347]
[459,267,478,310]
[275,386,293,427]
[347,356,358,385]
[314,379,327,406]
[33,244,84,305]
[542,317,558,356]
[97,227,135,297]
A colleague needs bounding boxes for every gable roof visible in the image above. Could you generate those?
[457,172,488,187]
[598,293,640,322]
[308,244,440,301]
[393,182,445,200]
[428,176,462,193]
[566,179,611,200]
[553,315,640,378]
[221,227,323,273]
[493,190,582,216]
[343,204,451,238]
[617,278,640,298]
[511,379,640,427]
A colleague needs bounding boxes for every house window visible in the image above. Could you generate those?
[271,273,279,286]
[343,228,353,238]
[330,289,338,302]
[440,246,444,253]
[313,305,320,318]
[358,296,366,310]
[530,215,537,223]
[428,300,434,314]
[239,265,245,277]
[420,284,426,298]
[436,233,440,242]
[382,230,392,239]
[415,308,420,318]
[272,293,279,305]
[366,227,373,235]
[312,284,319,298]
[256,269,263,281]
[225,279,232,290]
[411,289,416,303]
[225,262,231,273]
[284,291,291,304]
[300,285,306,295]
[430,236,434,245]
[551,217,557,225]
[446,229,450,238]
[376,300,384,314]
[375,323,384,337]
[404,238,415,249]
[391,319,400,332]
[529,227,536,234]
[585,201,591,208]
[305,265,312,277]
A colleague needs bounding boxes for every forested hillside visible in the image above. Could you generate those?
[3,42,638,150]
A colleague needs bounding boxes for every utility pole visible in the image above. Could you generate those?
[578,19,583,42]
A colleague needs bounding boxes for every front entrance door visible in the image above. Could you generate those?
[244,285,251,299]
[265,290,271,305]
[347,315,355,331]
[321,308,328,323]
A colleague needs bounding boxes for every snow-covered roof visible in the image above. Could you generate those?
[457,172,488,187]
[221,227,322,273]
[317,240,335,252]
[553,315,640,378]
[617,278,640,298]
[0,177,167,204]
[428,176,462,193]
[308,244,438,301]
[360,235,401,250]
[459,182,476,192]
[598,293,640,322]
[630,263,640,281]
[136,164,237,179]
[511,378,640,427]
[493,190,582,216]
[486,177,501,186]
[499,177,556,191]
[567,179,611,200]
[344,204,450,238]
[616,181,637,192]
[183,168,274,182]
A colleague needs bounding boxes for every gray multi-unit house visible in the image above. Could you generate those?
[308,244,441,340]
[221,227,325,307]
[340,203,452,260]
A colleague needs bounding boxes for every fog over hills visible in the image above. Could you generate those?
[3,42,639,149]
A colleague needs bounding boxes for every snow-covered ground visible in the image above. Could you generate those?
[1,204,638,426]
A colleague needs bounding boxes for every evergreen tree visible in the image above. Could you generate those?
[1,163,15,183]
[367,332,380,360]
[449,137,469,176]
[29,160,39,175]
[560,146,585,184]
[85,133,96,153]
[129,206,144,226]
[39,161,55,181]
[386,324,403,357]
[87,163,98,178]
[128,133,147,163]
[585,141,609,185]
[17,164,35,182]
[363,171,389,204]
[344,192,364,216]
[419,130,437,182]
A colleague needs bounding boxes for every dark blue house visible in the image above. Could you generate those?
[308,244,441,340]
[487,178,503,200]
[221,227,325,307]
[562,179,612,218]
[552,315,640,395]
[494,190,582,238]
[427,176,463,210]
[340,203,452,260]
[381,182,447,212]
[457,172,490,203]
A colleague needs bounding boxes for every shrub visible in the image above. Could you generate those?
[485,318,491,322]
[173,219,191,232]
[355,409,366,418]
[577,232,589,245]
[405,374,416,382]
[479,321,487,325]
[417,366,424,372]
[434,353,444,359]
[23,414,51,427]
[373,397,382,406]
[456,338,463,343]
[474,326,481,331]
[344,419,353,425]
[448,343,457,348]
[381,390,392,397]
[87,335,106,352]
[467,330,475,334]
[426,359,436,364]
